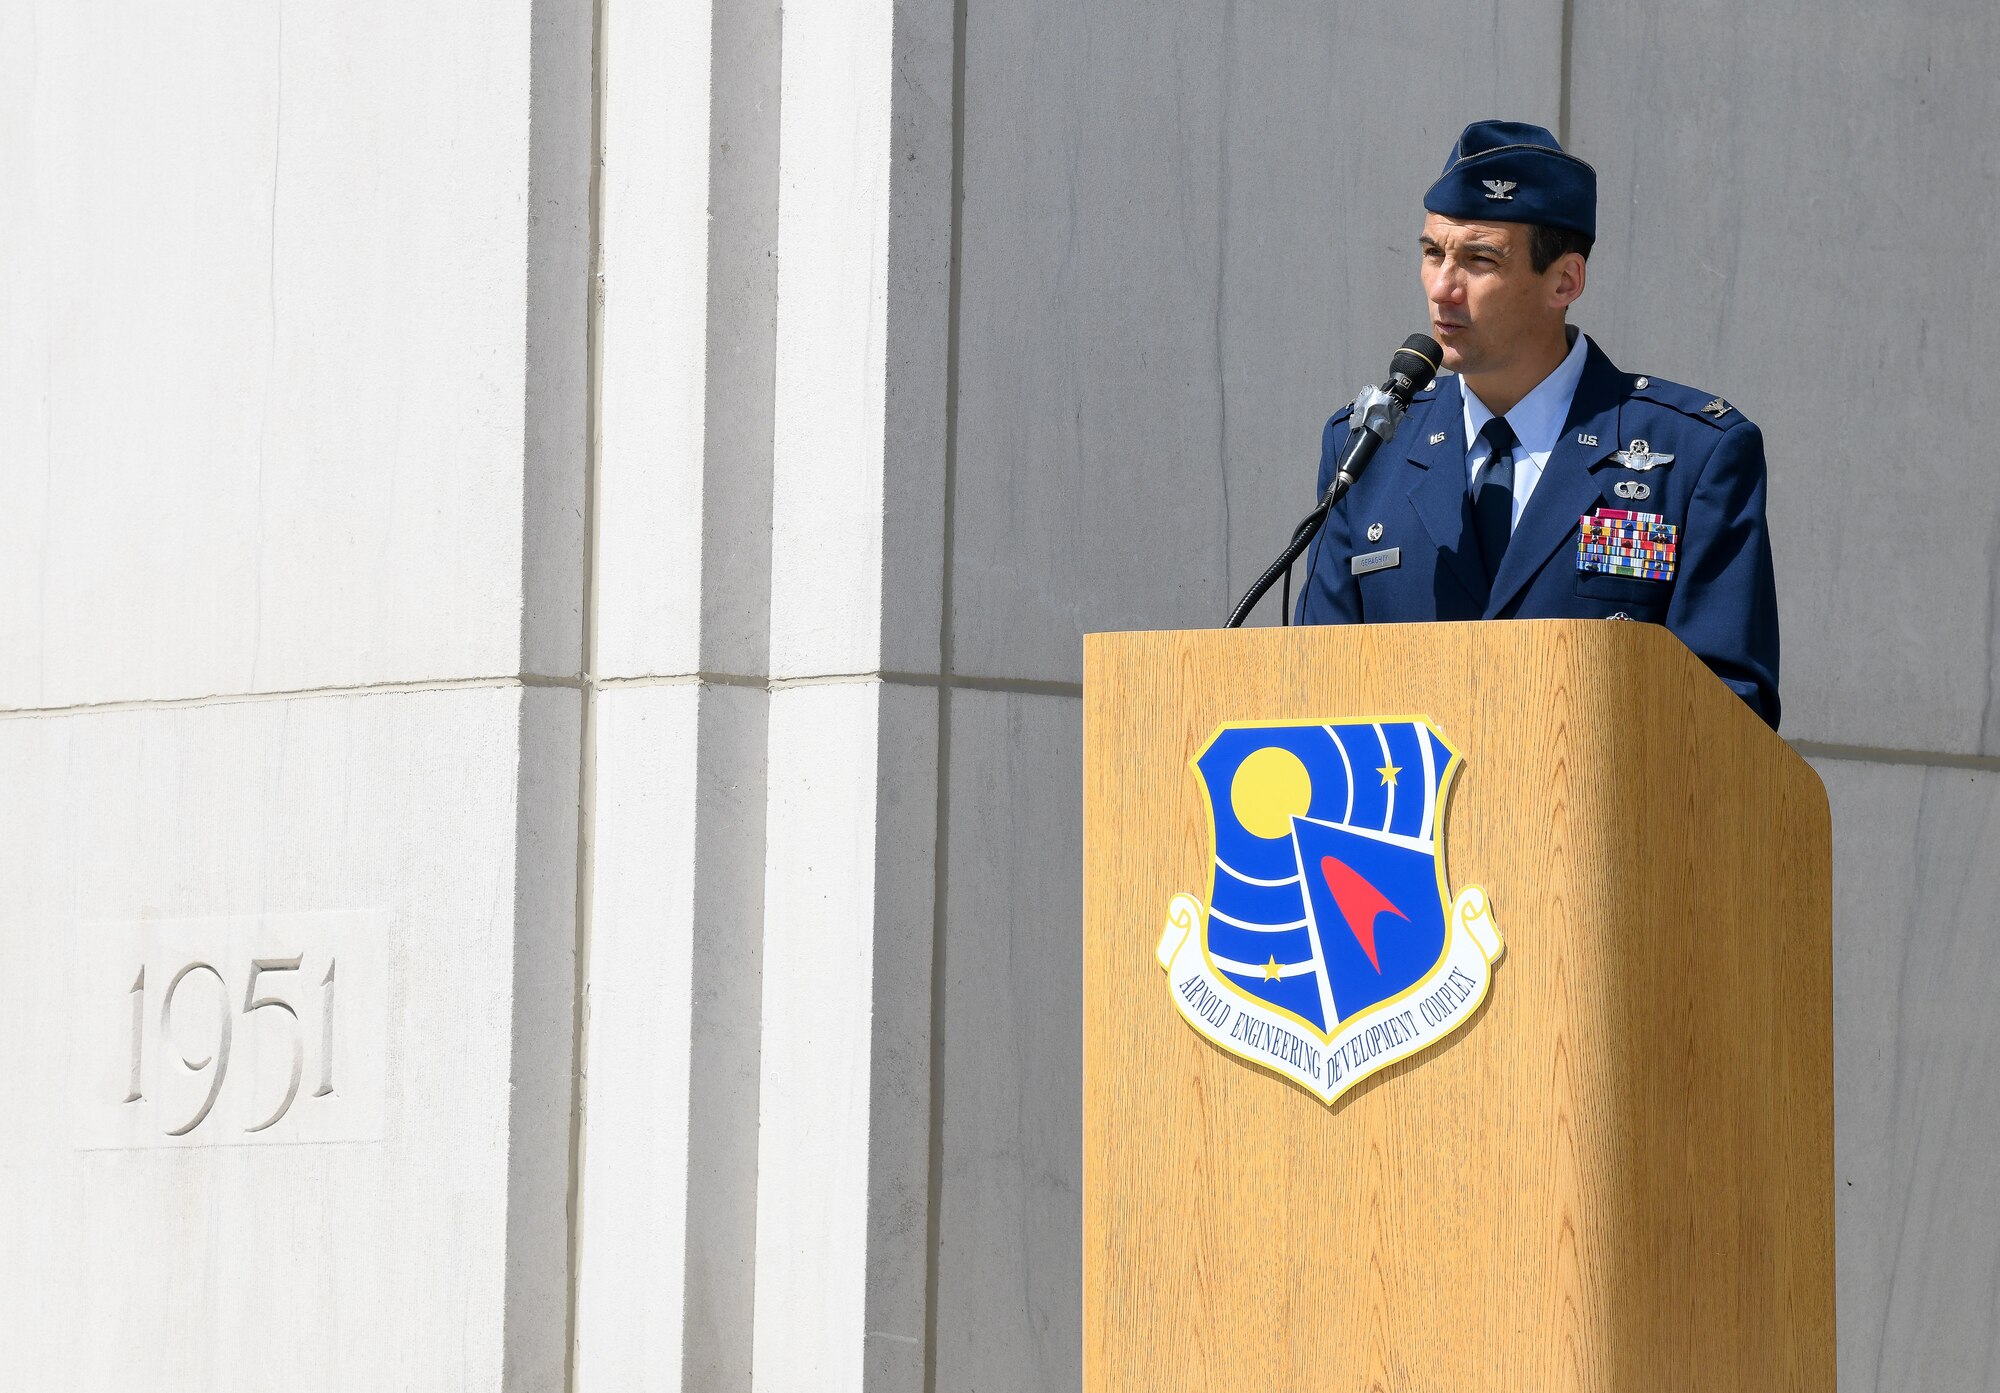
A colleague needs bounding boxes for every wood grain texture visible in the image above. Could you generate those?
[1082,620,1833,1392]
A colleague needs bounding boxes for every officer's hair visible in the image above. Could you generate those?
[1528,224,1594,274]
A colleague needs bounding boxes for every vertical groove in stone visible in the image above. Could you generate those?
[916,0,972,1384]
[697,0,783,680]
[924,0,971,1385]
[512,0,597,1388]
[677,3,784,1386]
[1557,0,1575,147]
[520,0,595,678]
[561,0,610,1384]
[508,687,586,1393]
[682,684,772,1392]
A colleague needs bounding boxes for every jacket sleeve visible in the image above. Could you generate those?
[1294,413,1361,625]
[1663,419,1782,728]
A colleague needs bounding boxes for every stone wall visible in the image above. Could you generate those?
[2,1,1993,1389]
[0,2,593,1387]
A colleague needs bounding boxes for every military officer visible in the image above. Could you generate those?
[1294,120,1781,728]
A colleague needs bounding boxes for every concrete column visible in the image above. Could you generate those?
[749,1,953,1388]
[568,0,782,1388]
[0,3,593,1390]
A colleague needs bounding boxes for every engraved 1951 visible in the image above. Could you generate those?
[122,951,342,1138]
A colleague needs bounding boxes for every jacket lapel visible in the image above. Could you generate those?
[1400,379,1489,609]
[1483,342,1623,617]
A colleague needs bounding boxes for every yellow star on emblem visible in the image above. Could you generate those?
[1377,762,1401,787]
[1263,956,1283,981]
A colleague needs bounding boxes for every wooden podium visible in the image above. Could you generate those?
[1082,620,1833,1392]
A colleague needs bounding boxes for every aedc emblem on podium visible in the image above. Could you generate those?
[1156,718,1503,1105]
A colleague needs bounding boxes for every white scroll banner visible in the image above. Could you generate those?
[1156,886,1503,1106]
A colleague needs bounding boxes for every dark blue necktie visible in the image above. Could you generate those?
[1472,415,1518,583]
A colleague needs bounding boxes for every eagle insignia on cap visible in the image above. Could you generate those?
[1427,121,1595,238]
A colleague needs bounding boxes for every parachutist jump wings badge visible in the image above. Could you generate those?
[1156,718,1503,1106]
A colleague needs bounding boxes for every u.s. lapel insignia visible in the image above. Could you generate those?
[1157,719,1502,1106]
[1702,397,1732,418]
[1578,432,1599,447]
[1610,438,1675,471]
[1429,431,1448,446]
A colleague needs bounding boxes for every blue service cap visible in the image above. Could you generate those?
[1423,120,1596,239]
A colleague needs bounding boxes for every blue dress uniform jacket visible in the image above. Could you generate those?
[1295,338,1781,728]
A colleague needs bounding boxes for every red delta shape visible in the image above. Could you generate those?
[1319,855,1410,973]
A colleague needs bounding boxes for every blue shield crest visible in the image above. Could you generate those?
[1157,717,1503,1104]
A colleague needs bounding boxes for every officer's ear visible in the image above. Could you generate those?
[1549,251,1587,310]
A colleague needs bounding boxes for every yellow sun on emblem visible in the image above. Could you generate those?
[1228,746,1313,840]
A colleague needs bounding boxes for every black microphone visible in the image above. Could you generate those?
[1222,333,1442,629]
[1327,334,1443,497]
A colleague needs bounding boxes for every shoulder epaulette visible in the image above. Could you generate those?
[1626,373,1745,429]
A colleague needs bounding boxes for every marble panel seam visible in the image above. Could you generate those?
[0,670,1085,721]
[0,674,592,719]
[601,670,1085,697]
[1793,741,2000,774]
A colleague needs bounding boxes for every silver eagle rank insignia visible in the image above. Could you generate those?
[1610,438,1674,472]
[1702,397,1732,418]
[1481,180,1517,200]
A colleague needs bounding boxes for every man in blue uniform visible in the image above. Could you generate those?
[1294,120,1781,728]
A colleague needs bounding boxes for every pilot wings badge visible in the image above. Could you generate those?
[1610,438,1674,471]
[1157,718,1503,1106]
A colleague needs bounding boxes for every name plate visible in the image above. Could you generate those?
[1350,547,1400,576]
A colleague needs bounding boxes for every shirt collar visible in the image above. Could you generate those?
[1459,327,1592,458]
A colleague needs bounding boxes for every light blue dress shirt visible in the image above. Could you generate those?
[1459,328,1592,530]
